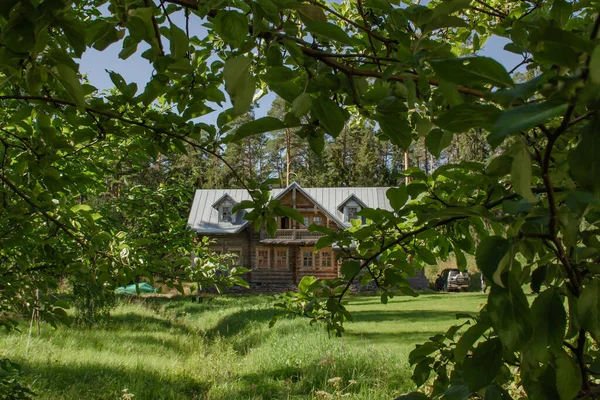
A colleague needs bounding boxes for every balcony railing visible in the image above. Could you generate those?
[260,228,324,241]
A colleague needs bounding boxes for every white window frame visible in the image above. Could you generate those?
[345,206,360,222]
[313,216,322,225]
[218,199,236,223]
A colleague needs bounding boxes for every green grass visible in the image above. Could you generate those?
[0,293,489,400]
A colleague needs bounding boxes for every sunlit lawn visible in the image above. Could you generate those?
[0,293,488,400]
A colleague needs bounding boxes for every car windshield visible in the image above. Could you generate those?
[448,270,459,278]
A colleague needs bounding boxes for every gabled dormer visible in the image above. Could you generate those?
[337,194,367,224]
[212,194,237,223]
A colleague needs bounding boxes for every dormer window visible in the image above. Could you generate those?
[337,194,367,224]
[221,205,232,222]
[346,206,359,221]
[212,194,237,223]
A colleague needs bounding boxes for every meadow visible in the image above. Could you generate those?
[0,293,489,400]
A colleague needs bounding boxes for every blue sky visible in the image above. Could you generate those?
[79,14,523,126]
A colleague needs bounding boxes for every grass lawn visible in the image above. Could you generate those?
[0,293,489,400]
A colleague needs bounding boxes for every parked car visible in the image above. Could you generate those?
[435,269,470,292]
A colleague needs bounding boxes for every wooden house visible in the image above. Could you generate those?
[187,183,428,290]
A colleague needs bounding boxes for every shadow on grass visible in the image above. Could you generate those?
[18,360,210,400]
[105,313,198,336]
[205,308,279,339]
[350,309,465,323]
[344,330,436,346]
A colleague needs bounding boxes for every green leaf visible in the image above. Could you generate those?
[577,279,600,338]
[232,200,256,213]
[223,56,256,115]
[298,275,317,293]
[54,64,85,110]
[169,24,188,60]
[214,11,248,48]
[298,4,327,21]
[224,117,286,142]
[409,341,439,365]
[59,19,87,57]
[386,186,409,211]
[530,288,566,361]
[435,104,502,133]
[340,260,361,279]
[292,93,312,118]
[554,349,582,400]
[425,129,453,158]
[25,65,47,92]
[53,299,70,309]
[412,357,432,387]
[417,247,437,265]
[443,385,470,400]
[511,143,537,203]
[262,66,298,83]
[430,57,514,89]
[312,97,346,136]
[476,236,512,283]
[119,35,138,59]
[488,274,532,351]
[463,338,503,391]
[453,243,467,270]
[71,204,92,213]
[431,0,471,19]
[488,101,568,148]
[569,115,600,193]
[377,114,412,150]
[454,321,490,363]
[420,206,492,224]
[530,265,547,294]
[304,19,357,46]
[407,181,428,198]
[590,45,600,84]
[127,7,155,42]
[276,204,305,225]
[315,235,335,251]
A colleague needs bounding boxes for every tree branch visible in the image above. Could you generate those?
[145,0,165,56]
[0,95,259,203]
[296,44,489,100]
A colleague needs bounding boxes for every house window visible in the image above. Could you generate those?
[322,251,332,268]
[313,216,322,225]
[217,198,235,223]
[346,206,359,221]
[275,249,288,269]
[256,248,270,268]
[302,251,313,267]
[221,206,232,222]
[303,216,310,227]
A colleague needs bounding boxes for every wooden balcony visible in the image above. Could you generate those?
[259,228,324,244]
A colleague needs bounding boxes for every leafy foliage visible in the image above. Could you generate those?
[0,0,599,399]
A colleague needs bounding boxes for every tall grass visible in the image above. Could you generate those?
[0,293,488,399]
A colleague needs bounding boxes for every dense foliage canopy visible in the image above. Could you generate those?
[1,0,599,398]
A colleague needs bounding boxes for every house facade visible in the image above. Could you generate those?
[187,183,428,290]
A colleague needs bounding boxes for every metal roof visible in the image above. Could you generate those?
[187,183,393,234]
